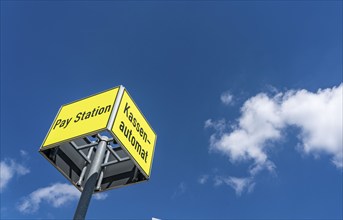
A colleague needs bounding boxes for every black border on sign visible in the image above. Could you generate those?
[110,88,157,179]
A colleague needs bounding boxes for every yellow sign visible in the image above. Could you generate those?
[42,87,119,148]
[41,85,156,178]
[111,90,157,177]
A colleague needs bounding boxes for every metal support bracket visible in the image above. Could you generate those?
[70,134,130,190]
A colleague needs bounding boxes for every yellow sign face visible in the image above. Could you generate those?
[111,90,157,177]
[42,87,119,148]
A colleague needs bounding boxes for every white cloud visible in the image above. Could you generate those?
[281,85,343,167]
[198,175,209,184]
[20,150,28,158]
[209,92,284,173]
[172,182,186,199]
[213,175,224,187]
[17,183,79,214]
[0,160,30,191]
[214,176,255,196]
[224,177,254,196]
[220,91,234,105]
[204,119,227,134]
[206,84,342,194]
[93,192,108,200]
[17,183,108,214]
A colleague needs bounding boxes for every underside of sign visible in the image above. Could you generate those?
[39,131,147,193]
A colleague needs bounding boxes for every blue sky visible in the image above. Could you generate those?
[1,1,342,219]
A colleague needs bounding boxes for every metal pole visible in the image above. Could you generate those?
[73,136,108,220]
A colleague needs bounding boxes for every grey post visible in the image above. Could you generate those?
[73,136,108,220]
